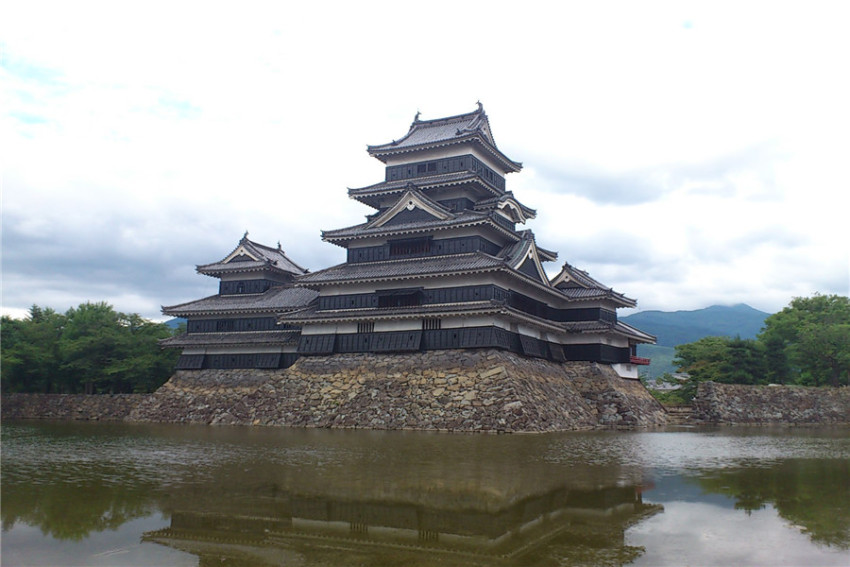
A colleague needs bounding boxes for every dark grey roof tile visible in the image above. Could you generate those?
[197,235,308,277]
[297,253,505,285]
[322,210,500,241]
[161,330,300,348]
[163,286,318,316]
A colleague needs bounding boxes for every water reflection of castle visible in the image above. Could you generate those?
[145,480,661,565]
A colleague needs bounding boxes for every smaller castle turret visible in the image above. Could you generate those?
[161,234,317,370]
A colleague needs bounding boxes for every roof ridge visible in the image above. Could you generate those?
[409,102,485,128]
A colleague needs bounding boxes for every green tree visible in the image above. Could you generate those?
[107,312,178,393]
[760,294,850,387]
[60,302,123,393]
[762,334,790,384]
[1,307,67,393]
[674,336,730,380]
[672,337,732,401]
[2,302,178,394]
[724,337,766,385]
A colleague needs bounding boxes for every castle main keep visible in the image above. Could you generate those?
[155,105,663,431]
[163,104,654,377]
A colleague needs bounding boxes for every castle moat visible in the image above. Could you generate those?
[2,421,848,566]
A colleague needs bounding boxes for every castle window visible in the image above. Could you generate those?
[422,319,442,330]
[389,237,431,257]
[357,321,375,333]
[416,162,438,175]
[378,288,422,308]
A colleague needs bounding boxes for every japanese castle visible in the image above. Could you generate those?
[163,104,654,378]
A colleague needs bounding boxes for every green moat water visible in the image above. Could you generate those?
[2,422,848,566]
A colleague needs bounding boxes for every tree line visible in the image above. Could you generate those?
[654,294,850,403]
[1,302,180,394]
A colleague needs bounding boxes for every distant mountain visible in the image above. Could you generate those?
[164,318,186,329]
[621,304,770,348]
[621,304,771,378]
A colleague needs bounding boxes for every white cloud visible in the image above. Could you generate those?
[2,1,849,319]
[628,501,849,566]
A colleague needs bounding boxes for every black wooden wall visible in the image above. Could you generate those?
[219,279,285,295]
[347,235,502,263]
[297,325,630,365]
[384,154,506,191]
[317,284,617,326]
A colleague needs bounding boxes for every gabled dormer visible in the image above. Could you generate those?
[474,192,537,225]
[197,233,309,295]
[367,186,455,229]
[550,262,636,308]
[503,232,556,285]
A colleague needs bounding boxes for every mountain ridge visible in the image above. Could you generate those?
[621,303,771,377]
[621,303,770,347]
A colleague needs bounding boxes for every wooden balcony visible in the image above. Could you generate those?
[630,355,651,366]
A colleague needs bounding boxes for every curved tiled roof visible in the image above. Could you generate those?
[296,252,506,286]
[550,262,636,308]
[160,330,300,349]
[295,251,592,308]
[349,171,498,199]
[279,300,570,336]
[197,235,308,278]
[500,230,558,264]
[474,192,537,221]
[563,320,655,343]
[366,104,522,173]
[278,301,502,324]
[162,286,318,317]
[321,210,519,244]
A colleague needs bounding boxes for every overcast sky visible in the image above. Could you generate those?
[2,1,849,321]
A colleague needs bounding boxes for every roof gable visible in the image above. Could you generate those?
[223,243,261,263]
[550,262,606,290]
[504,232,551,285]
[369,187,455,229]
[549,262,637,308]
[197,233,308,277]
[493,193,536,224]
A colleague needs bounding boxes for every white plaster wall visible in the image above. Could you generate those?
[375,320,419,332]
[301,323,358,335]
[441,315,500,329]
[611,363,639,379]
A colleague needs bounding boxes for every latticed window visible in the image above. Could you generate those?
[422,319,442,330]
[357,321,375,333]
[389,238,431,257]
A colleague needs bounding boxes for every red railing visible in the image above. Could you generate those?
[630,356,651,365]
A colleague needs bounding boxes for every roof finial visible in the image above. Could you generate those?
[242,230,249,241]
[414,110,421,122]
[476,100,483,112]
[277,241,282,250]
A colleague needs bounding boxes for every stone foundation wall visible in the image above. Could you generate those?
[693,381,850,425]
[126,350,667,431]
[4,350,668,432]
[1,393,142,421]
